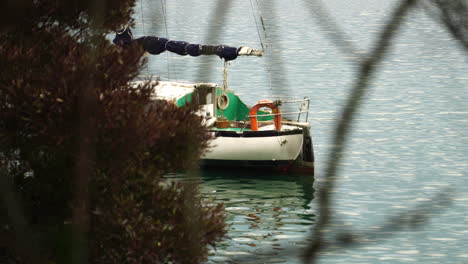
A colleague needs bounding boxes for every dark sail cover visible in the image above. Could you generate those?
[113,27,244,61]
[141,36,168,55]
[165,41,190,55]
[216,46,238,61]
[113,27,133,47]
[186,44,202,56]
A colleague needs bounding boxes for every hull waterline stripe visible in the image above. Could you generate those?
[210,129,303,138]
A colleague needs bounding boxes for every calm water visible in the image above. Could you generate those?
[134,0,468,263]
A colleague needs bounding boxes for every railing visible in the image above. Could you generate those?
[248,97,310,123]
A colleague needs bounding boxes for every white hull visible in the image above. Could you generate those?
[202,129,304,162]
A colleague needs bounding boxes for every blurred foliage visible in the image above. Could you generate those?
[0,1,225,263]
[0,0,135,32]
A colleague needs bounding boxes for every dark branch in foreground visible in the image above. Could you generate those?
[195,0,233,81]
[213,188,451,263]
[303,0,418,262]
[317,189,452,252]
[0,163,44,264]
[427,0,468,51]
[302,0,361,60]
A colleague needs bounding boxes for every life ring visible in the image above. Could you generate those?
[217,92,229,110]
[249,100,282,131]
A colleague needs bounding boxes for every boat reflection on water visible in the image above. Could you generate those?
[198,169,315,263]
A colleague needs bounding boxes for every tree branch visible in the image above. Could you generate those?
[303,0,418,262]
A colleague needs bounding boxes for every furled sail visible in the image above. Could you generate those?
[113,27,262,61]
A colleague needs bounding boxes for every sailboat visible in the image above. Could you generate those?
[114,27,314,173]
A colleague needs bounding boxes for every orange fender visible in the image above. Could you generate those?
[249,100,282,131]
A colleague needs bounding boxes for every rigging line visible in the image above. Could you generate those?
[253,0,273,91]
[253,0,269,48]
[160,0,172,80]
[255,0,266,30]
[140,0,150,77]
[249,0,265,50]
[139,0,146,34]
[258,0,292,114]
[161,0,170,38]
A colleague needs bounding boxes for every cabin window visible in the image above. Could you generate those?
[192,86,214,105]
